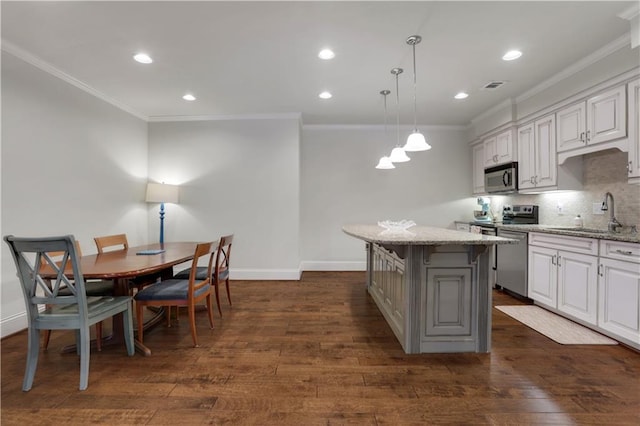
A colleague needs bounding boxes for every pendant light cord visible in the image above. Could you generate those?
[395,72,400,147]
[411,43,418,130]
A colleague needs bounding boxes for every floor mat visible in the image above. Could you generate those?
[495,305,618,345]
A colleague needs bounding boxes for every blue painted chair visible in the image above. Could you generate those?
[4,235,135,391]
[134,241,215,348]
[174,234,234,316]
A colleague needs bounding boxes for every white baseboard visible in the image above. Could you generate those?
[300,261,366,271]
[1,311,27,339]
[231,268,302,280]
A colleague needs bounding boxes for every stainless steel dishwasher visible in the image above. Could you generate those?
[496,229,529,298]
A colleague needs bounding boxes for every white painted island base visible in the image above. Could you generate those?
[343,224,515,354]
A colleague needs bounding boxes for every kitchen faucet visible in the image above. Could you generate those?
[601,192,623,233]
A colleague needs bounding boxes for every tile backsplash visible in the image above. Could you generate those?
[492,149,639,230]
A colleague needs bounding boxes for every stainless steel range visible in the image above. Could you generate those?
[496,204,539,298]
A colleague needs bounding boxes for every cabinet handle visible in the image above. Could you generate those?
[534,175,538,185]
[598,264,603,277]
[586,130,590,142]
[557,255,561,267]
[580,132,585,143]
[629,161,633,174]
[552,255,557,265]
[615,249,634,256]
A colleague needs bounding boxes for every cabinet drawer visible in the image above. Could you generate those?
[600,240,640,264]
[529,232,598,255]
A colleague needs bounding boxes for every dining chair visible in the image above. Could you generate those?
[42,241,114,351]
[174,234,234,316]
[3,235,135,391]
[134,242,215,348]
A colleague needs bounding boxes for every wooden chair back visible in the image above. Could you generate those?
[214,234,233,278]
[94,234,128,254]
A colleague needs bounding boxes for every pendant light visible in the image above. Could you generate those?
[389,67,410,163]
[375,90,395,169]
[404,35,431,152]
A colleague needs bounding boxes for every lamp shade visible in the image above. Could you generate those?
[404,131,432,152]
[375,156,395,169]
[145,183,179,204]
[389,147,410,163]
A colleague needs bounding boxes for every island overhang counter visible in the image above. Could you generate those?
[342,224,516,354]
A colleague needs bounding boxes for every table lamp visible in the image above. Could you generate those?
[145,183,179,244]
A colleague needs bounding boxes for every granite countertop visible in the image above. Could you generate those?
[342,224,517,245]
[497,224,640,244]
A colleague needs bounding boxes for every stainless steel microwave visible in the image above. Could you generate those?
[484,162,518,194]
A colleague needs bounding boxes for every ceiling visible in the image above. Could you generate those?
[1,1,636,126]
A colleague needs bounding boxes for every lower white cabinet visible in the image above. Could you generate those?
[557,251,598,324]
[528,245,558,307]
[528,233,640,349]
[598,241,640,346]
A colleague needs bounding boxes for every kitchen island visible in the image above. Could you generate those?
[343,224,516,354]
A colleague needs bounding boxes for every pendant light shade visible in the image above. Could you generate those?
[390,67,410,163]
[404,35,431,152]
[375,156,395,169]
[389,147,410,162]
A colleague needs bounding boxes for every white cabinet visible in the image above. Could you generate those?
[517,114,556,191]
[371,244,406,334]
[598,240,640,347]
[557,85,627,154]
[557,251,598,324]
[483,129,515,167]
[528,233,599,324]
[472,142,485,194]
[598,257,640,346]
[628,78,640,183]
[528,245,557,307]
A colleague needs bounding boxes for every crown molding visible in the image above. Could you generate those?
[515,33,631,104]
[470,98,514,126]
[303,123,467,131]
[618,4,640,20]
[148,112,302,122]
[1,39,148,121]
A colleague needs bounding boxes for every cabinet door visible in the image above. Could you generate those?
[517,123,536,190]
[557,102,586,152]
[392,259,405,326]
[533,114,557,188]
[598,257,640,344]
[496,130,513,164]
[587,85,626,145]
[528,245,557,307]
[472,143,485,194]
[557,251,598,324]
[483,136,497,167]
[628,79,640,179]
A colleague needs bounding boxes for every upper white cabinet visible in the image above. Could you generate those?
[472,142,485,194]
[628,78,640,183]
[483,129,515,167]
[557,85,627,154]
[517,114,556,191]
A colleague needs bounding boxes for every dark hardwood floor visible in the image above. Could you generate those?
[2,271,639,425]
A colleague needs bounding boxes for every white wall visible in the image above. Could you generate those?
[147,118,301,279]
[300,125,476,270]
[1,52,149,337]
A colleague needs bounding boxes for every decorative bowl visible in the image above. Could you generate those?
[377,220,416,231]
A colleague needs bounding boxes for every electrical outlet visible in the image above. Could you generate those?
[556,202,563,215]
[593,202,605,215]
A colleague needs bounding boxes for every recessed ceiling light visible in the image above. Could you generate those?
[318,91,332,99]
[318,49,335,60]
[133,53,153,64]
[454,92,469,100]
[502,50,522,61]
[182,94,196,101]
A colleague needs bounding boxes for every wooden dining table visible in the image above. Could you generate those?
[58,242,199,356]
